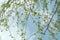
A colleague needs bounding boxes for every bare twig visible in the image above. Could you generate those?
[44,0,57,33]
[26,31,38,40]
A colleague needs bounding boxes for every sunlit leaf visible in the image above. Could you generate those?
[54,23,58,28]
[38,13,41,18]
[40,32,45,35]
[43,0,46,2]
[4,3,10,8]
[0,19,4,22]
[16,11,19,15]
[37,22,42,31]
[32,11,37,16]
[38,38,42,40]
[48,29,55,38]
[43,3,47,9]
[34,0,38,2]
[57,2,60,6]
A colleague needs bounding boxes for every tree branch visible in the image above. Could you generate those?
[44,0,57,33]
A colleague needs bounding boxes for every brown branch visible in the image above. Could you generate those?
[44,0,57,33]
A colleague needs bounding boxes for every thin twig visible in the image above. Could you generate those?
[26,31,38,40]
[44,0,57,33]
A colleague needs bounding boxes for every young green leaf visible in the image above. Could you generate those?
[57,2,60,7]
[33,11,37,16]
[34,0,38,2]
[38,38,42,40]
